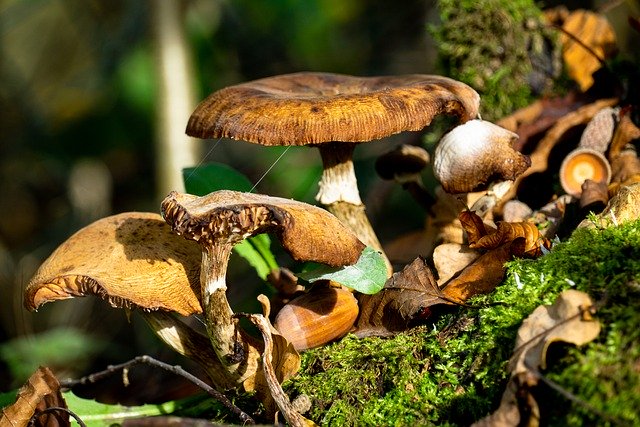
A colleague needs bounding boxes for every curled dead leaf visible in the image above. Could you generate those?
[440,243,513,304]
[556,9,617,91]
[474,290,601,427]
[460,210,551,257]
[1,367,68,427]
[354,258,449,337]
[245,299,315,427]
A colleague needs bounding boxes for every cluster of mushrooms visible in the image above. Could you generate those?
[24,72,534,419]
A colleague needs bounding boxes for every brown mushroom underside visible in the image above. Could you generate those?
[186,72,480,145]
[24,212,202,316]
[161,190,365,267]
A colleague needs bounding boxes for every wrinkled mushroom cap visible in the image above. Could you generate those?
[161,190,365,267]
[186,72,480,145]
[25,212,202,316]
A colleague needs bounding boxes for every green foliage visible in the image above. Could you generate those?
[183,162,253,194]
[0,329,107,389]
[430,0,560,120]
[285,219,640,425]
[298,247,387,294]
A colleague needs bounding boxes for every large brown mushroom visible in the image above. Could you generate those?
[161,190,365,384]
[185,72,480,274]
[23,212,236,389]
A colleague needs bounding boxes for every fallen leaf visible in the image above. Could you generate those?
[246,306,315,427]
[474,290,600,427]
[460,210,551,257]
[354,258,450,337]
[557,10,617,91]
[511,290,600,374]
[1,366,69,427]
[245,295,301,419]
[471,222,551,257]
[433,243,481,286]
[440,243,514,304]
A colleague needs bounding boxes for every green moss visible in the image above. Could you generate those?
[284,219,640,425]
[430,0,561,120]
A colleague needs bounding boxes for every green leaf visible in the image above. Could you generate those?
[297,247,387,294]
[233,240,272,280]
[182,162,252,195]
[182,163,278,280]
[62,392,216,426]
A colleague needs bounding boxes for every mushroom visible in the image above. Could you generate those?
[23,212,235,389]
[375,144,435,212]
[185,72,480,274]
[161,190,365,381]
[559,147,612,197]
[433,119,531,193]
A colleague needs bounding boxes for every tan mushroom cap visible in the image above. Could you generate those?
[161,190,365,267]
[25,212,202,316]
[186,72,480,145]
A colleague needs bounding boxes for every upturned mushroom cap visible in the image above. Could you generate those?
[25,212,202,316]
[161,190,365,267]
[560,147,612,197]
[185,72,480,145]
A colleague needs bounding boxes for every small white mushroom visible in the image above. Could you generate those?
[433,120,531,194]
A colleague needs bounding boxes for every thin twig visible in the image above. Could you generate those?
[60,355,255,425]
[29,406,87,427]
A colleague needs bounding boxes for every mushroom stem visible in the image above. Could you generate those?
[316,142,392,275]
[200,243,261,383]
[316,143,362,205]
[142,311,236,390]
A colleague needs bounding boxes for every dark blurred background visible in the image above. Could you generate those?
[0,0,636,398]
[0,0,440,394]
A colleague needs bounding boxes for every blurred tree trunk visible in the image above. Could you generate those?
[152,0,200,197]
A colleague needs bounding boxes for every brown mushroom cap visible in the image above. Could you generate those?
[25,212,202,316]
[186,72,480,145]
[161,190,365,267]
[560,148,612,197]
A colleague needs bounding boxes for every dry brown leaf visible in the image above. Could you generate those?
[1,366,69,427]
[459,210,550,257]
[433,243,481,286]
[440,243,513,304]
[474,290,600,427]
[354,258,450,337]
[246,308,315,427]
[245,295,301,418]
[470,222,551,258]
[558,10,617,91]
[458,210,493,245]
